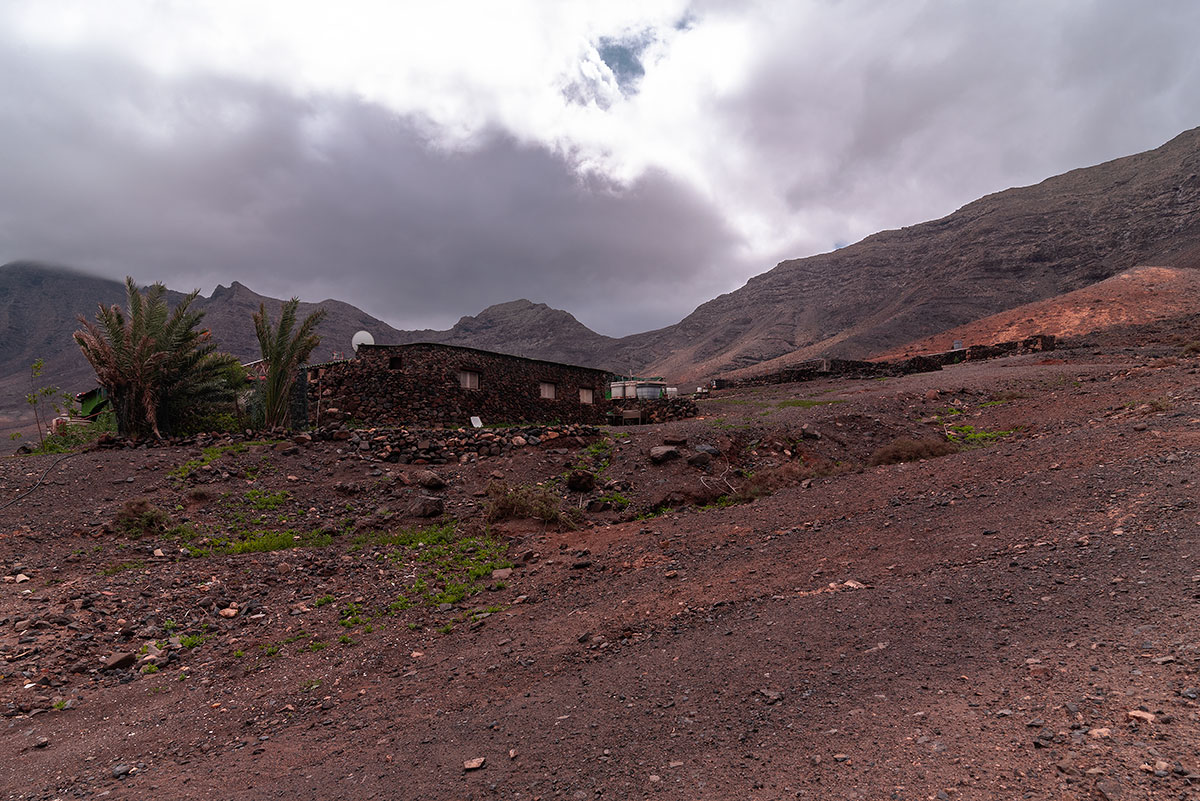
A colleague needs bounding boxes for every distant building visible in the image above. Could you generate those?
[305,342,612,428]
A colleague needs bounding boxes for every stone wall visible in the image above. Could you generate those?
[717,335,1056,389]
[306,343,612,428]
[315,422,602,465]
[608,397,699,424]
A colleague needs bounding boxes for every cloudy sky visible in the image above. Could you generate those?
[2,1,1198,335]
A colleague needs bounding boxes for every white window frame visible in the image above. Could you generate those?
[539,381,557,400]
[459,370,480,390]
[579,387,594,404]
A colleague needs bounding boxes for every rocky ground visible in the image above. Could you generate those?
[1,328,1198,800]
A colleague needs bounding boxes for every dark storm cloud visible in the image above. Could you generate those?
[0,44,743,335]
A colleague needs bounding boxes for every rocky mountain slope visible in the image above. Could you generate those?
[634,126,1200,381]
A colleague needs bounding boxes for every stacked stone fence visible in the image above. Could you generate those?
[313,422,603,465]
[607,397,699,424]
[715,334,1055,389]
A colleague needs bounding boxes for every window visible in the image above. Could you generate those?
[388,356,403,370]
[579,387,594,404]
[539,381,556,400]
[459,370,480,390]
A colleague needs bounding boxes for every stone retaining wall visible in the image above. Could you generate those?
[315,422,602,465]
[716,335,1055,389]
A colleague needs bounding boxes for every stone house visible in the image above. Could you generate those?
[305,342,612,428]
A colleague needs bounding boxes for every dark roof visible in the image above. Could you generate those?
[342,342,612,374]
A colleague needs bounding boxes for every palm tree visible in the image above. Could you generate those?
[252,298,326,430]
[74,278,239,439]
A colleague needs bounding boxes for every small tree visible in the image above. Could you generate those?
[252,298,326,429]
[24,359,63,449]
[74,278,240,439]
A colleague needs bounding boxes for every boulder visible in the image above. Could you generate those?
[649,446,682,464]
[410,496,445,518]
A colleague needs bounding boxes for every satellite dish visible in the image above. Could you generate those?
[351,330,374,352]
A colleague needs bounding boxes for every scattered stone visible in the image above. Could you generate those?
[1127,709,1156,724]
[566,470,596,492]
[14,574,29,584]
[759,689,783,703]
[463,757,485,771]
[218,607,238,618]
[103,653,137,671]
[410,496,445,518]
[112,764,133,778]
[33,736,49,748]
[694,444,721,456]
[1089,727,1112,738]
[413,470,446,490]
[649,446,682,464]
[686,451,712,468]
[1027,663,1052,678]
[491,568,512,580]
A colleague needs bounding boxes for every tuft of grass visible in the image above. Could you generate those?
[245,489,290,511]
[112,499,170,540]
[260,644,280,656]
[355,522,512,611]
[776,398,845,409]
[99,559,145,576]
[339,603,364,628]
[597,492,630,509]
[945,425,1014,446]
[869,437,960,466]
[313,594,335,608]
[170,441,277,480]
[179,633,207,649]
[184,527,333,557]
[484,481,582,528]
[438,623,453,634]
